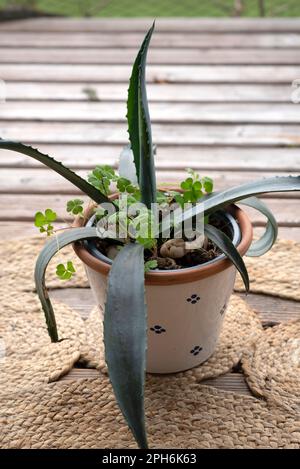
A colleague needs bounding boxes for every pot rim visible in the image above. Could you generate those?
[73,200,253,286]
[84,208,240,264]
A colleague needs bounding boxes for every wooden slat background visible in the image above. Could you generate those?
[0,18,299,395]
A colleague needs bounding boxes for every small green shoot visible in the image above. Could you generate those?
[34,209,57,236]
[88,165,117,195]
[144,259,158,273]
[56,261,76,280]
[175,169,214,206]
[136,237,157,249]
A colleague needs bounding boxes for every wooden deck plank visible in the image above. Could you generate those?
[0,168,298,196]
[59,368,251,395]
[240,293,300,324]
[3,47,300,65]
[2,18,300,33]
[1,64,299,83]
[3,83,294,103]
[1,145,299,171]
[1,102,300,124]
[1,121,300,146]
[1,32,300,49]
[0,193,298,227]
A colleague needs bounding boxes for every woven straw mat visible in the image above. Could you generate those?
[0,236,299,448]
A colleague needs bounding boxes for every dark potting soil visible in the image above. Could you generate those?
[92,212,234,271]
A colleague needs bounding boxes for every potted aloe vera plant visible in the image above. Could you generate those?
[1,23,300,449]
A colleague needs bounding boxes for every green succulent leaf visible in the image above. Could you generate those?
[204,224,249,291]
[202,176,300,215]
[0,140,111,205]
[161,176,300,240]
[127,22,156,208]
[239,197,278,257]
[104,242,148,449]
[34,227,98,342]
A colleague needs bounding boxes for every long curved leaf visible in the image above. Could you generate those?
[104,242,148,449]
[34,227,98,342]
[127,22,156,208]
[161,176,300,235]
[205,224,249,291]
[239,197,278,257]
[0,140,111,205]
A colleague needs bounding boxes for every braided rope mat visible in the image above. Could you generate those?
[242,321,300,415]
[1,377,299,449]
[0,236,299,448]
[235,239,300,301]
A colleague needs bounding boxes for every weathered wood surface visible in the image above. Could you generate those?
[1,33,300,49]
[3,48,300,65]
[1,64,300,82]
[2,122,300,146]
[0,18,299,396]
[2,83,295,102]
[2,102,300,123]
[1,145,300,171]
[0,193,299,226]
[0,169,298,195]
[2,18,300,33]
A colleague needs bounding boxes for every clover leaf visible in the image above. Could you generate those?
[88,165,117,195]
[178,170,214,205]
[34,209,57,236]
[202,176,214,193]
[56,261,76,280]
[67,199,84,216]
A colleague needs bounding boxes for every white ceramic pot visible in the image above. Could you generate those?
[74,205,252,374]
